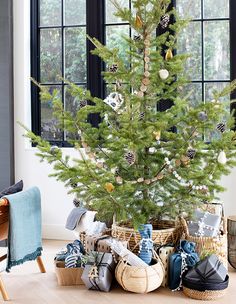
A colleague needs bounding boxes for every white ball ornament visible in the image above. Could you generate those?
[217,151,227,165]
[159,69,169,80]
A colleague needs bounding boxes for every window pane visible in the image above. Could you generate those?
[204,21,230,81]
[64,0,86,25]
[41,86,63,141]
[176,0,201,19]
[40,0,61,26]
[204,0,229,19]
[179,83,202,107]
[40,29,62,83]
[178,22,202,81]
[205,82,230,102]
[106,25,130,66]
[64,27,87,82]
[106,0,129,24]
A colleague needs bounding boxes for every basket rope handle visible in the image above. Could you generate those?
[222,217,227,235]
[178,216,190,237]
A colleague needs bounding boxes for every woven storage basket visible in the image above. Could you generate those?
[115,251,164,293]
[180,217,228,268]
[183,286,227,301]
[112,219,183,253]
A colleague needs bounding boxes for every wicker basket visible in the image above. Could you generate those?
[112,219,183,253]
[180,217,228,268]
[115,251,164,293]
[183,286,227,301]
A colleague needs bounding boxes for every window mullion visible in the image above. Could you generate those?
[86,0,105,127]
[31,0,41,137]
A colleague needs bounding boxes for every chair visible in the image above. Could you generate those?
[0,195,46,301]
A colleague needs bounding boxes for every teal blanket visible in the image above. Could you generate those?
[4,187,42,272]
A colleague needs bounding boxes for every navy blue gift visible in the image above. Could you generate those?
[169,240,199,290]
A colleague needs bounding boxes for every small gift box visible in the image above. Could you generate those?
[158,245,175,287]
[185,254,227,283]
[81,251,115,292]
[85,235,111,253]
[188,210,221,237]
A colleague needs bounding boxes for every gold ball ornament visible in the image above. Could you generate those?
[165,48,173,61]
[180,155,190,166]
[135,14,143,29]
[104,182,115,193]
[153,130,161,140]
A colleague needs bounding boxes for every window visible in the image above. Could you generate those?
[31,0,235,145]
[177,0,230,108]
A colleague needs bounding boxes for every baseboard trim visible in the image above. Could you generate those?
[42,224,74,241]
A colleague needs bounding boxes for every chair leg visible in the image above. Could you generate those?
[36,256,46,273]
[0,275,9,301]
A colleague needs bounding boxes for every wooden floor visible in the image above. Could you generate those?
[0,240,236,303]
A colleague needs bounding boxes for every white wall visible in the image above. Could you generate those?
[13,0,236,241]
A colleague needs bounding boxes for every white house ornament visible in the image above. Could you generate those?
[104,92,124,112]
[217,151,227,165]
[109,64,118,73]
[159,69,169,80]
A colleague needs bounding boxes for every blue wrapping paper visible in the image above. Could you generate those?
[169,240,199,290]
[138,224,153,265]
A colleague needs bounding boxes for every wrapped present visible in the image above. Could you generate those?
[188,210,221,237]
[107,239,147,267]
[201,202,224,217]
[85,235,111,253]
[138,224,153,265]
[158,245,175,287]
[169,240,199,290]
[85,235,128,261]
[184,254,227,283]
[81,251,115,292]
[182,255,229,300]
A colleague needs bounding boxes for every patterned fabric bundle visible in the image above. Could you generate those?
[55,240,86,268]
[138,224,153,265]
[169,240,200,291]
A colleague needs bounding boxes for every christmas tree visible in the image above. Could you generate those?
[23,0,236,226]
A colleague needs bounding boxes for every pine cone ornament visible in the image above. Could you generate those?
[124,151,136,165]
[109,64,118,73]
[79,100,87,108]
[216,122,226,133]
[134,34,141,42]
[160,14,170,29]
[198,111,208,121]
[187,148,196,159]
[73,198,80,207]
[139,112,145,120]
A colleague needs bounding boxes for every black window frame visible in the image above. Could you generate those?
[31,0,236,146]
